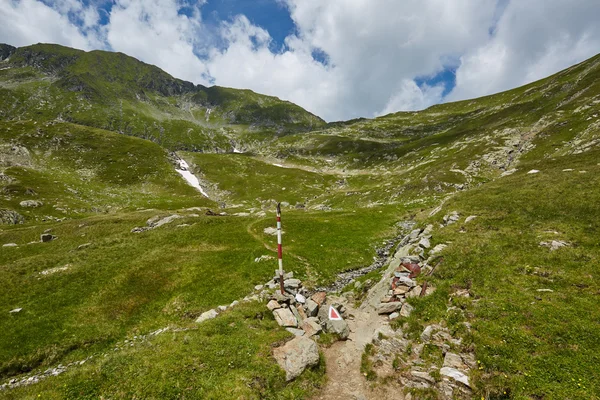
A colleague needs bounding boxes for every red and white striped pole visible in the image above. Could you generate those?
[277,203,285,295]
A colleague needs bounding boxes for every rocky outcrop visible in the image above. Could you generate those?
[0,209,25,225]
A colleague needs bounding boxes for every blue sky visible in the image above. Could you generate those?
[1,0,599,121]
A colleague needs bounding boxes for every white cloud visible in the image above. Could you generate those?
[0,0,600,121]
[448,0,600,101]
[0,0,98,49]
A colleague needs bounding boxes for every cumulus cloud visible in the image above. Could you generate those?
[0,0,599,121]
[448,0,600,101]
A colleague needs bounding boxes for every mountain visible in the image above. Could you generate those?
[0,43,598,399]
[0,43,325,151]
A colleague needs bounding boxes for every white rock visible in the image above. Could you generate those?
[295,293,306,304]
[418,237,431,249]
[440,367,470,387]
[9,308,22,313]
[267,300,281,311]
[389,312,400,320]
[230,300,239,308]
[527,169,540,174]
[217,305,227,312]
[376,301,403,315]
[195,309,218,323]
[254,284,264,291]
[465,215,477,223]
[3,243,18,247]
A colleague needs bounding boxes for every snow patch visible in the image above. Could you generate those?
[175,159,209,198]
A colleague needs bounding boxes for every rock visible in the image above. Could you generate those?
[40,233,56,243]
[148,215,181,228]
[305,299,319,317]
[398,276,417,287]
[443,352,465,370]
[267,300,281,311]
[273,336,319,381]
[421,325,435,341]
[501,168,517,177]
[296,304,308,320]
[19,200,43,208]
[406,286,422,298]
[389,312,400,320]
[325,318,350,340]
[196,309,218,323]
[284,279,301,289]
[465,215,477,223]
[311,292,327,306]
[273,307,298,327]
[230,300,239,308]
[9,308,22,313]
[430,243,447,255]
[290,304,304,325]
[400,303,414,318]
[77,243,91,250]
[264,227,282,236]
[536,288,554,292]
[254,284,264,291]
[301,317,322,336]
[393,286,410,296]
[295,293,306,303]
[3,243,17,247]
[418,237,431,249]
[274,270,294,281]
[0,209,25,225]
[539,240,570,251]
[376,301,403,315]
[410,370,436,385]
[286,328,305,337]
[527,169,540,174]
[217,305,227,312]
[440,367,470,387]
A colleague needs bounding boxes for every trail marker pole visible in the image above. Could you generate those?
[277,203,285,295]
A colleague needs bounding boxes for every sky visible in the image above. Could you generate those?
[1,0,599,122]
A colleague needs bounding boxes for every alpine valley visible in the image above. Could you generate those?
[0,43,599,399]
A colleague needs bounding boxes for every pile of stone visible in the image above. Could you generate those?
[265,271,350,340]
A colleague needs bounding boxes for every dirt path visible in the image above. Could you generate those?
[312,296,404,400]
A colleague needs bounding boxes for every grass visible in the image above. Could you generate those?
[399,149,600,399]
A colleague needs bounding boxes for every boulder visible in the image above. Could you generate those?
[196,309,218,323]
[284,279,301,289]
[0,209,25,225]
[273,336,319,381]
[376,301,403,315]
[325,318,350,340]
[273,307,298,327]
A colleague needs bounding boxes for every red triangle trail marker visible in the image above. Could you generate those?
[328,305,343,321]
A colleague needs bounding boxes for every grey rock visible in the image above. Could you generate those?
[406,286,422,298]
[465,215,478,223]
[196,309,219,323]
[418,237,431,249]
[400,303,414,318]
[273,336,319,381]
[77,243,91,250]
[305,299,319,317]
[0,209,25,225]
[230,300,239,308]
[9,308,22,313]
[19,200,43,208]
[273,307,298,327]
[443,352,465,370]
[217,305,227,312]
[325,318,350,340]
[284,278,301,289]
[389,312,400,320]
[286,328,305,337]
[376,301,403,315]
[430,243,447,255]
[254,284,264,291]
[421,325,434,341]
[290,304,304,325]
[398,276,417,287]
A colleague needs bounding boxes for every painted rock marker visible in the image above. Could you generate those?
[328,305,343,321]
